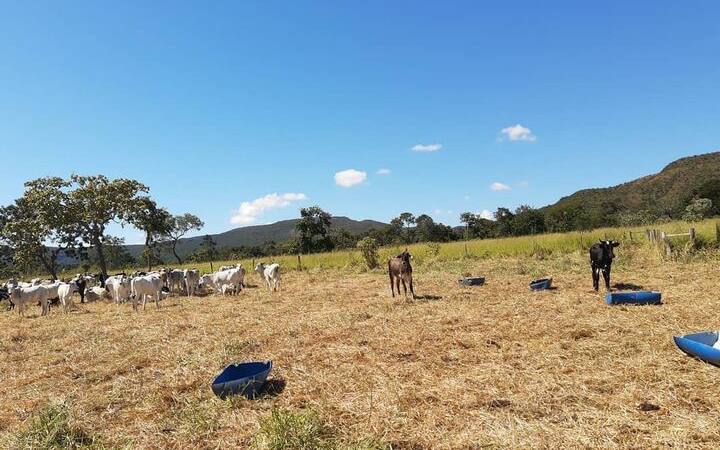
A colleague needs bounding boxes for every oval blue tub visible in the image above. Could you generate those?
[212,360,272,399]
[605,291,661,305]
[529,278,552,291]
[459,277,485,286]
[674,332,720,366]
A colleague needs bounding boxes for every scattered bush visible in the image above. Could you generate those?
[356,238,379,270]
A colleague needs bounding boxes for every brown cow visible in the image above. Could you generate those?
[388,250,415,299]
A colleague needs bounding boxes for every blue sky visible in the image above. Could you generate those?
[1,1,719,243]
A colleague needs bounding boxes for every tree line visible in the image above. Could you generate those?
[0,176,203,279]
[1,175,716,278]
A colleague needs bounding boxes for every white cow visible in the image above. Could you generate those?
[255,263,281,292]
[183,269,200,297]
[105,275,131,305]
[85,286,109,302]
[131,274,164,311]
[57,282,78,313]
[199,267,244,296]
[9,285,49,317]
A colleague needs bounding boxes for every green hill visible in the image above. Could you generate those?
[541,151,720,229]
[124,216,388,260]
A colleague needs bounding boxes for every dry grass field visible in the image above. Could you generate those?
[2,245,720,449]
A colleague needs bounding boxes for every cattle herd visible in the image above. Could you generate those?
[0,262,283,317]
[0,240,620,317]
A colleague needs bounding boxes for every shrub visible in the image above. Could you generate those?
[356,237,379,269]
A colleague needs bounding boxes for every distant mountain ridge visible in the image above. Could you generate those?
[541,151,720,225]
[124,216,388,259]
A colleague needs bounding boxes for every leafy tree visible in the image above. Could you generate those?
[163,213,204,264]
[66,175,149,278]
[328,227,357,250]
[295,206,332,253]
[494,207,515,237]
[191,235,219,265]
[512,205,546,236]
[0,178,81,279]
[390,212,416,244]
[129,197,173,270]
[356,237,379,269]
[682,198,713,222]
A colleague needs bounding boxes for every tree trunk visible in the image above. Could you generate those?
[93,236,108,280]
[172,241,182,264]
[37,248,58,280]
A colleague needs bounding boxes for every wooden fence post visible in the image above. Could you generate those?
[629,231,633,242]
[297,254,302,271]
[716,222,720,247]
[689,227,696,248]
[464,243,468,257]
[660,232,671,257]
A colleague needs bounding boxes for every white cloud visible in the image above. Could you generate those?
[463,195,470,200]
[433,209,454,216]
[479,209,495,220]
[500,124,536,142]
[411,143,443,152]
[334,169,368,187]
[376,168,391,175]
[231,192,307,225]
[490,182,511,191]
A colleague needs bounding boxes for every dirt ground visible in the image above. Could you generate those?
[1,251,720,449]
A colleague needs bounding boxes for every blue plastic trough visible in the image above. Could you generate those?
[459,277,485,286]
[674,332,720,367]
[212,360,273,399]
[605,291,662,305]
[529,278,553,291]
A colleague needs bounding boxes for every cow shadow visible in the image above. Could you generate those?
[243,284,260,289]
[414,294,443,301]
[613,282,645,291]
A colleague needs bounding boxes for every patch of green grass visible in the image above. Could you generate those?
[253,408,328,450]
[11,400,106,450]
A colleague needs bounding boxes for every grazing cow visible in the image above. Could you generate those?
[57,282,78,313]
[183,269,200,297]
[9,285,50,317]
[388,250,415,299]
[130,274,164,311]
[590,240,620,291]
[105,275,131,304]
[41,281,62,310]
[254,263,280,292]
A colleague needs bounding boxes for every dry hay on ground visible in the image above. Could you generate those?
[1,252,720,449]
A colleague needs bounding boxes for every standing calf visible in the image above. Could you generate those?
[590,240,619,291]
[254,263,280,292]
[388,250,415,299]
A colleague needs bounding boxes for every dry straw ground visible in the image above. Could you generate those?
[2,245,720,449]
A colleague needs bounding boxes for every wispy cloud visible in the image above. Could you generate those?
[376,168,391,175]
[432,209,454,216]
[411,143,443,152]
[517,180,529,188]
[334,169,367,187]
[490,182,511,191]
[499,124,536,142]
[231,193,307,225]
[479,209,494,220]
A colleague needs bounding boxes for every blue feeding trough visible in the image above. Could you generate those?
[674,332,720,366]
[605,291,661,305]
[529,278,553,291]
[212,360,272,399]
[459,277,485,286]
